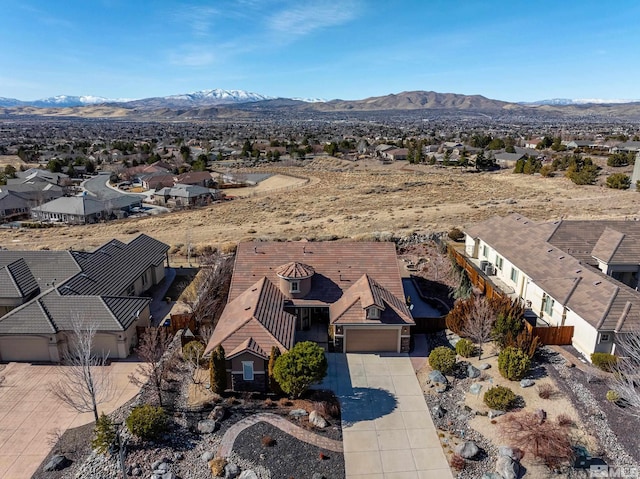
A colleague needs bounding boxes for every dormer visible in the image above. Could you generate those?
[275,261,315,298]
[366,306,382,320]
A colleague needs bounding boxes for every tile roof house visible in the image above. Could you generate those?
[31,194,142,224]
[204,241,413,391]
[0,234,169,362]
[464,214,640,359]
[152,184,222,207]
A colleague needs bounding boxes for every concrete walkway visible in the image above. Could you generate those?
[318,353,453,479]
[217,412,342,458]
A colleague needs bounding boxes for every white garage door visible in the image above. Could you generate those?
[345,328,398,353]
[0,336,51,362]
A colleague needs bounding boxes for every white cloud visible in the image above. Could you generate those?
[268,0,361,37]
[169,45,216,67]
[174,5,218,36]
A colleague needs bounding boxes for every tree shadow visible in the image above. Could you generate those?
[339,387,398,426]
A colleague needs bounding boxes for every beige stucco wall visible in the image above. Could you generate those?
[0,335,52,362]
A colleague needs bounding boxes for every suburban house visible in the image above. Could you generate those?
[382,148,409,161]
[0,182,64,223]
[494,152,525,169]
[151,184,222,207]
[0,234,169,362]
[204,242,414,391]
[523,139,541,149]
[463,214,640,359]
[7,169,69,187]
[31,194,142,224]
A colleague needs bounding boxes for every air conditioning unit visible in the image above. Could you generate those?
[480,260,489,271]
[485,264,495,276]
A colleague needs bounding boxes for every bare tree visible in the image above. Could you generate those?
[610,330,640,418]
[50,316,114,422]
[460,294,496,359]
[129,327,172,407]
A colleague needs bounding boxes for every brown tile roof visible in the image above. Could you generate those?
[275,261,315,279]
[465,215,640,332]
[204,277,296,358]
[229,241,405,303]
[330,274,413,325]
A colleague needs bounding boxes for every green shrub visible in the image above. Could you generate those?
[606,390,620,403]
[606,173,630,190]
[126,404,167,441]
[591,352,618,372]
[428,346,457,374]
[455,338,475,358]
[484,385,516,410]
[92,413,117,455]
[498,347,531,380]
[183,340,205,366]
[209,345,227,394]
[273,341,328,398]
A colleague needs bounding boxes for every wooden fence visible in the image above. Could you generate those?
[448,245,505,300]
[525,322,574,345]
[167,313,196,335]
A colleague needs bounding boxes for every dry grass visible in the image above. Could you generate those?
[3,159,640,251]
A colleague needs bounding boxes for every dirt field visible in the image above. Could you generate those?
[226,173,311,197]
[2,158,639,252]
[0,155,29,168]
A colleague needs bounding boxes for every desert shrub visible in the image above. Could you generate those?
[273,341,328,398]
[268,346,283,394]
[591,352,617,372]
[209,345,227,394]
[504,327,540,358]
[606,173,631,190]
[428,346,457,374]
[483,385,516,410]
[540,164,555,177]
[498,347,531,380]
[492,312,525,349]
[126,405,167,441]
[606,390,620,403]
[209,457,227,477]
[220,242,237,254]
[450,453,466,471]
[446,296,475,334]
[448,227,465,241]
[455,338,475,358]
[261,435,276,447]
[556,414,574,427]
[500,412,574,468]
[183,340,205,366]
[537,383,555,399]
[92,413,116,455]
[313,400,340,419]
[264,398,274,408]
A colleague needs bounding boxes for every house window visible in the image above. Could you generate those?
[367,307,380,319]
[495,255,504,271]
[142,272,148,287]
[482,245,488,258]
[510,267,519,283]
[543,296,554,317]
[242,361,254,381]
[290,280,300,293]
[599,333,610,343]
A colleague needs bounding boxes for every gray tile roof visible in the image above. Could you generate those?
[465,215,640,332]
[0,259,39,299]
[32,196,106,216]
[0,251,80,289]
[63,234,169,296]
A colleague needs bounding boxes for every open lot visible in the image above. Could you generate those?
[0,362,141,479]
[1,158,639,252]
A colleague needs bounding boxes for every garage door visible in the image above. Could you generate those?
[345,328,398,353]
[0,336,51,362]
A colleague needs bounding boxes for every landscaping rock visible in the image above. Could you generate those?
[498,446,523,461]
[289,408,308,418]
[432,405,446,418]
[211,405,226,421]
[311,474,326,479]
[43,455,70,472]
[495,454,520,479]
[309,410,327,429]
[201,451,215,462]
[481,473,503,479]
[454,440,480,459]
[428,370,447,385]
[174,452,184,461]
[519,379,535,388]
[239,471,259,479]
[224,462,240,479]
[435,385,447,393]
[535,408,547,423]
[197,419,218,434]
[131,467,142,476]
[469,383,482,395]
[478,363,491,370]
[467,365,480,379]
[488,409,505,419]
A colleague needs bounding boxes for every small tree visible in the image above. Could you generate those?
[126,404,167,441]
[460,295,496,359]
[129,327,172,407]
[92,413,117,455]
[183,340,205,384]
[268,346,282,394]
[606,173,631,190]
[273,342,327,398]
[209,345,227,394]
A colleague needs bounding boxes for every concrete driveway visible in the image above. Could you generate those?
[319,353,453,479]
[0,361,142,479]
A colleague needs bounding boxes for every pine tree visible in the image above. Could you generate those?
[268,346,283,394]
[92,413,117,455]
[209,345,227,394]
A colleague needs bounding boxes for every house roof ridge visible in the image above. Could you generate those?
[597,285,620,330]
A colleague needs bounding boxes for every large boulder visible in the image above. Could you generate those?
[495,454,520,479]
[201,451,215,462]
[520,379,534,388]
[488,409,505,419]
[43,455,70,472]
[454,441,480,459]
[428,370,447,385]
[197,419,218,434]
[469,383,483,395]
[309,410,327,429]
[478,363,491,370]
[467,365,481,379]
[498,446,524,461]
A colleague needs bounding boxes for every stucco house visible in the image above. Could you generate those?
[152,184,221,207]
[0,234,169,362]
[463,214,640,360]
[204,241,414,391]
[31,194,142,224]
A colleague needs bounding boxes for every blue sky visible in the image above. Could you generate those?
[1,0,640,102]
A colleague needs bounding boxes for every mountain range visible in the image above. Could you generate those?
[1,89,640,119]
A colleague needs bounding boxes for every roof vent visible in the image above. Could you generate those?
[575,269,582,273]
[547,249,553,253]
[244,306,251,311]
[594,281,602,286]
[558,255,565,260]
